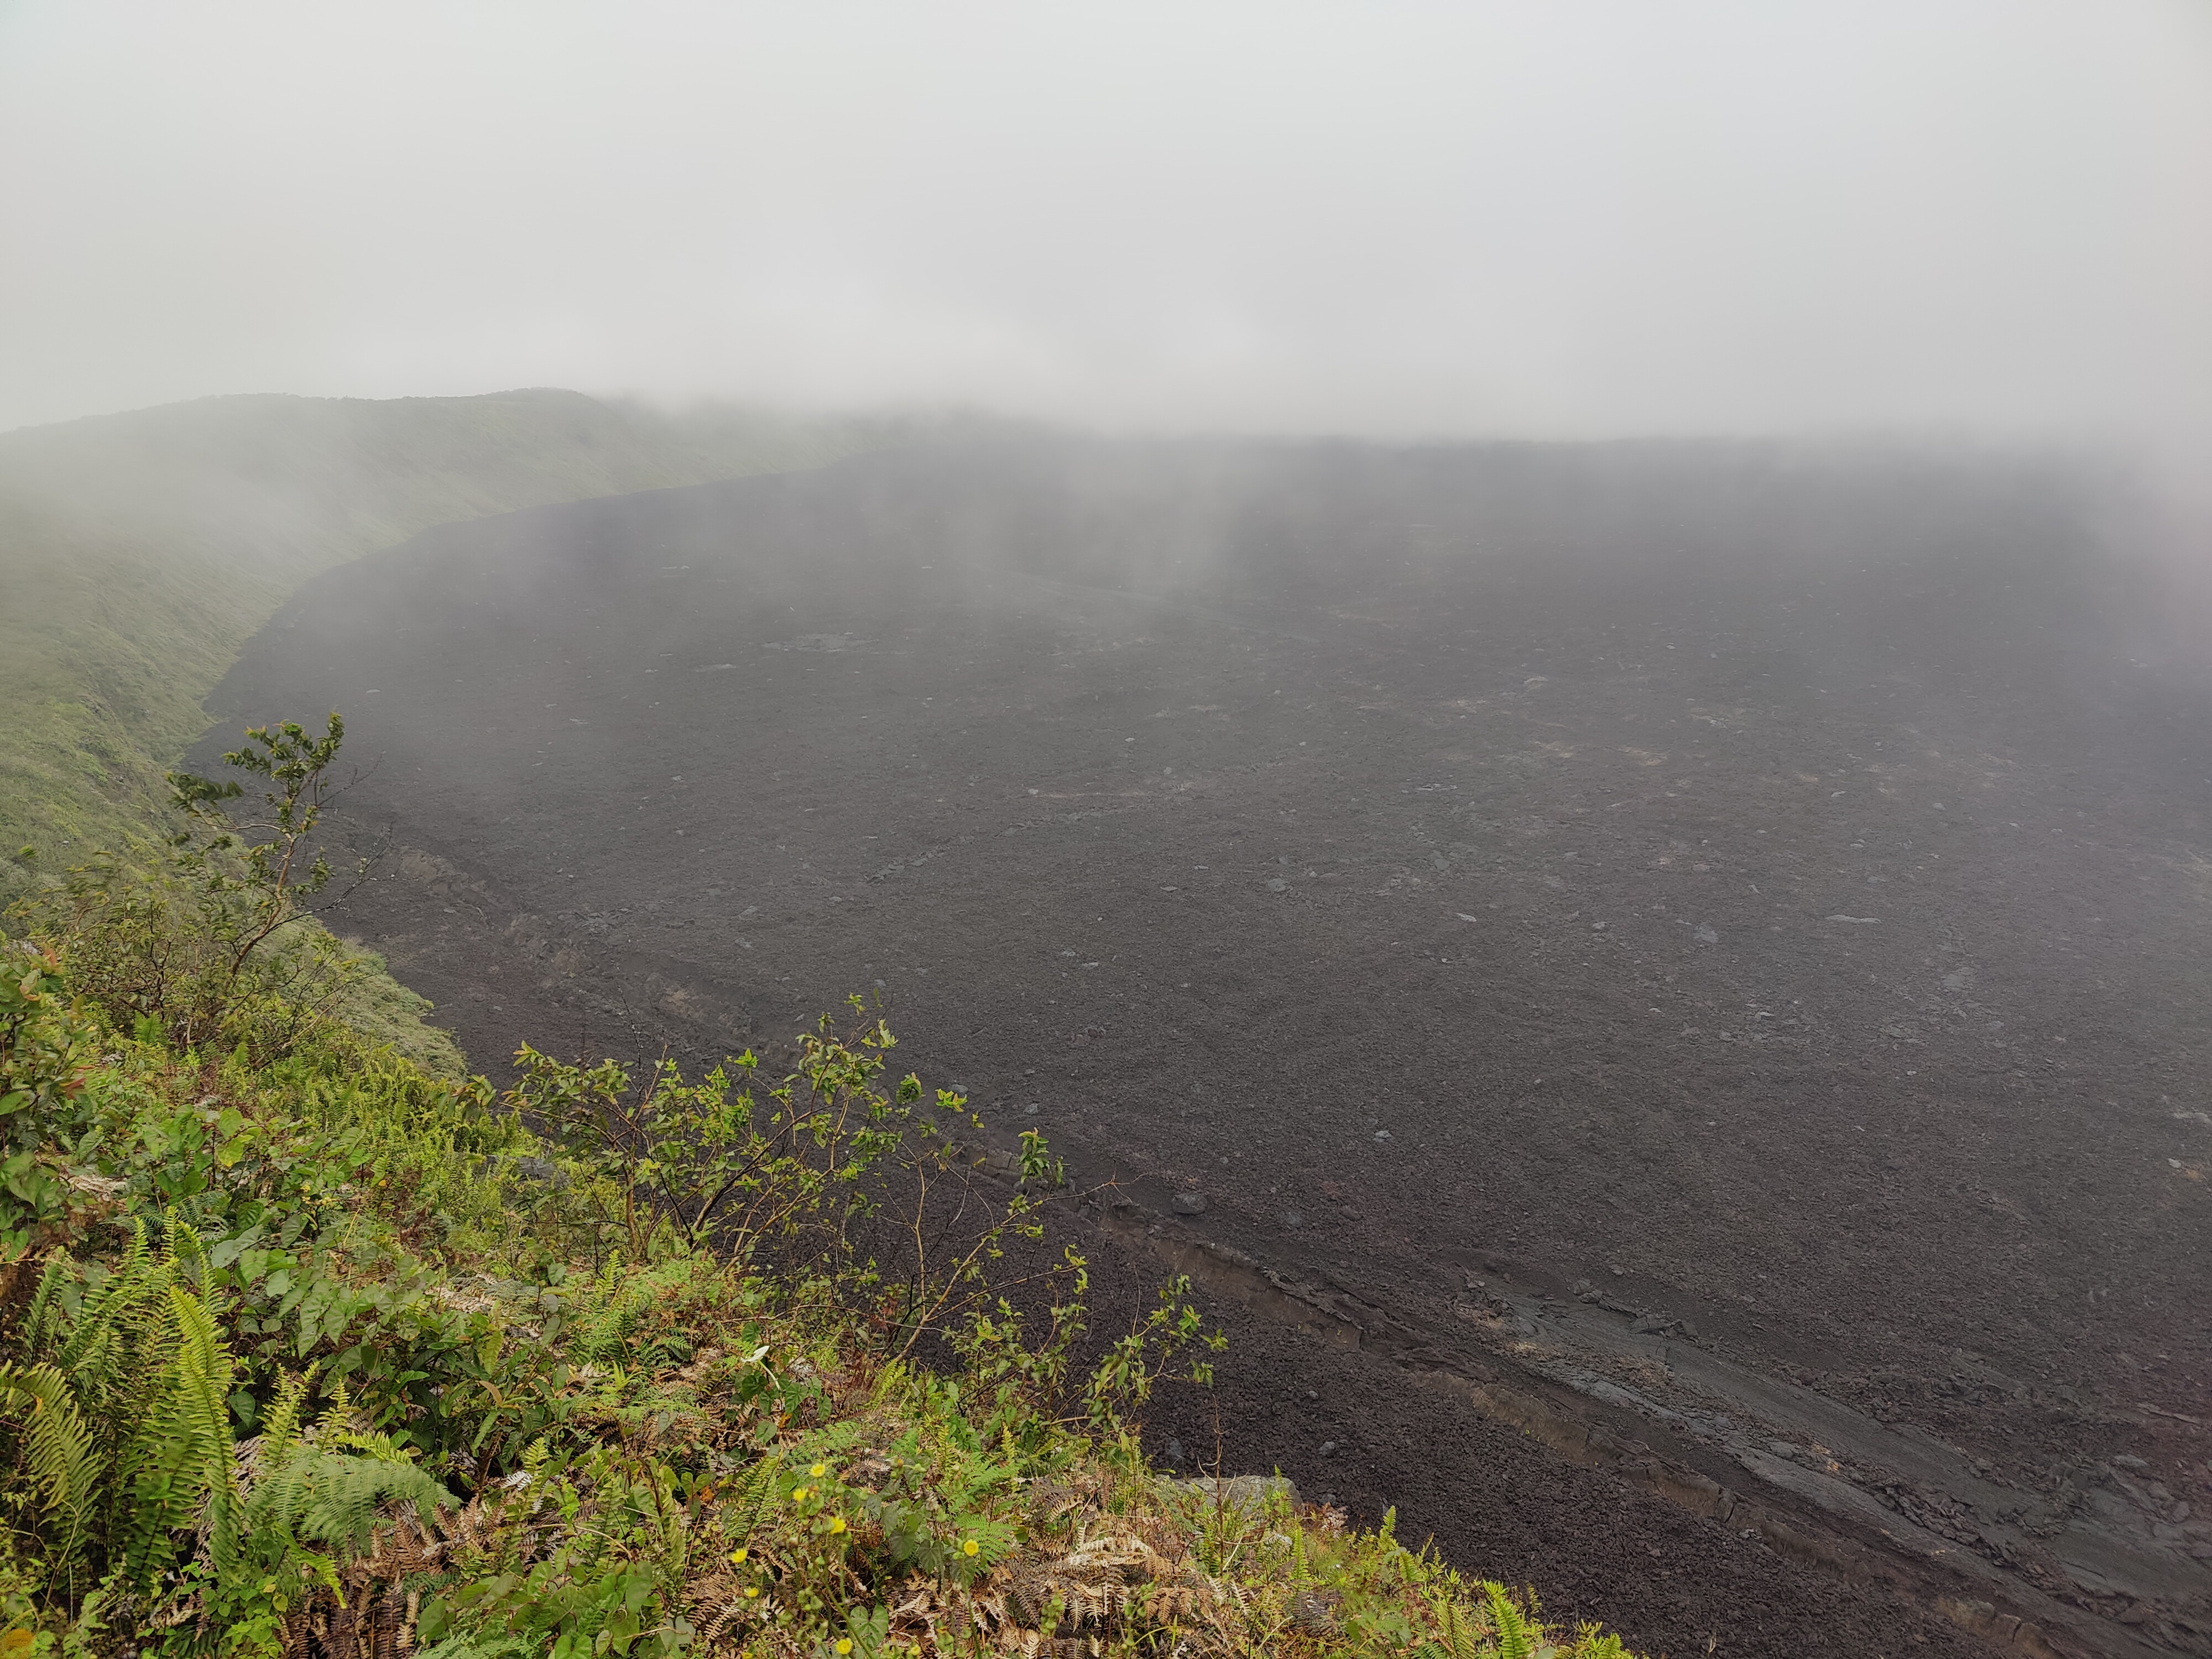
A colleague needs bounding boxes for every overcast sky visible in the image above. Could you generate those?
[3,1,2207,465]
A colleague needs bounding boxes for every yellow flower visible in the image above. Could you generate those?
[792,1485,810,1501]
[743,1587,760,1600]
[962,1538,980,1557]
[810,1462,826,1478]
[728,1547,748,1564]
[836,1643,853,1656]
[828,1516,847,1535]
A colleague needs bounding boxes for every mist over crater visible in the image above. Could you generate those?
[195,431,2212,1648]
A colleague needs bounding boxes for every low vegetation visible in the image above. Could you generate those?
[0,714,1639,1657]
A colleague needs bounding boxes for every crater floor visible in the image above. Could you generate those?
[206,436,2212,1655]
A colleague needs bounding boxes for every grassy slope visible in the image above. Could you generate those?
[0,955,1636,1657]
[0,388,873,898]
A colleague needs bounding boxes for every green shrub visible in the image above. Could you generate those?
[18,715,367,1065]
[0,945,109,1269]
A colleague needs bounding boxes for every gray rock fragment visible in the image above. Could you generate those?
[1173,1474,1301,1511]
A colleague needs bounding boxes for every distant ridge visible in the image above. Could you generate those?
[0,388,884,896]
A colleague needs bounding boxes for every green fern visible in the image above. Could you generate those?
[302,1378,419,1467]
[413,1636,542,1659]
[49,1223,164,1407]
[236,1377,456,1557]
[6,1256,456,1617]
[0,1359,98,1569]
[728,1451,784,1546]
[254,1367,317,1463]
[1481,1581,1541,1659]
[0,1223,210,1595]
[244,1447,455,1559]
[113,1280,241,1586]
[20,1253,71,1351]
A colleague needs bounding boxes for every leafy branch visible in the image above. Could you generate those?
[166,712,356,980]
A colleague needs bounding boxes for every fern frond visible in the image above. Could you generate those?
[55,1219,170,1426]
[1426,1589,1486,1659]
[260,1368,317,1461]
[20,1254,72,1352]
[115,1282,240,1588]
[0,1360,98,1569]
[299,1456,456,1555]
[728,1453,781,1545]
[171,1282,244,1573]
[158,1211,213,1291]
[337,1426,416,1465]
[1481,1582,1537,1659]
[321,1376,353,1432]
[413,1636,539,1659]
[296,1378,416,1466]
[246,1449,456,1559]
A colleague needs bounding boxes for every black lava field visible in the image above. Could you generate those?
[207,436,2212,1657]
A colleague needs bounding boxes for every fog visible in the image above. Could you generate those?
[9,10,2211,1641]
[3,1,2208,477]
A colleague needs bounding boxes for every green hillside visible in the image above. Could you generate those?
[0,389,875,899]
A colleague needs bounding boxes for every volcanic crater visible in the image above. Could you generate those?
[204,435,2212,1658]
